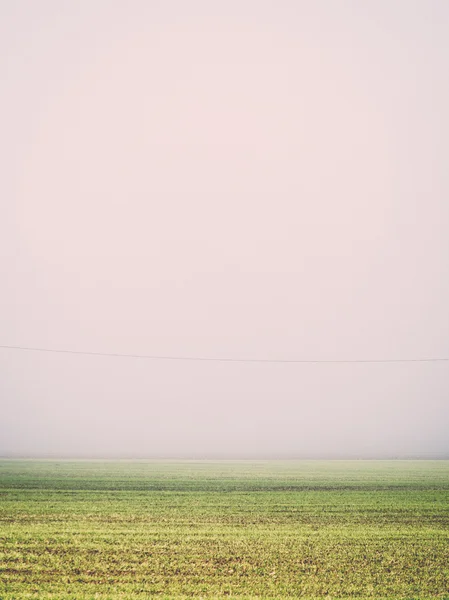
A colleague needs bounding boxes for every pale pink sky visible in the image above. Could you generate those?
[1,0,448,457]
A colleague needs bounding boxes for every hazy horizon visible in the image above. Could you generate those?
[1,1,449,459]
[2,454,449,460]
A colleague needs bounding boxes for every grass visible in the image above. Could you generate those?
[0,459,448,599]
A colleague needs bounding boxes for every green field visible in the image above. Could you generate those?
[1,460,448,599]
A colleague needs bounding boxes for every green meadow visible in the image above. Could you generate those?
[0,460,448,599]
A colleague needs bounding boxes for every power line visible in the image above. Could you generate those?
[0,344,448,364]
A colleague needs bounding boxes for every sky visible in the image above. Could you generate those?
[1,0,448,458]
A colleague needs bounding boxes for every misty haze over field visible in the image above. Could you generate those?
[1,1,449,459]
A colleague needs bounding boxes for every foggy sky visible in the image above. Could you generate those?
[1,0,448,458]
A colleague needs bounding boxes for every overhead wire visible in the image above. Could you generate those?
[0,344,448,364]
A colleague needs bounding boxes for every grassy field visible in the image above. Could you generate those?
[0,460,448,599]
